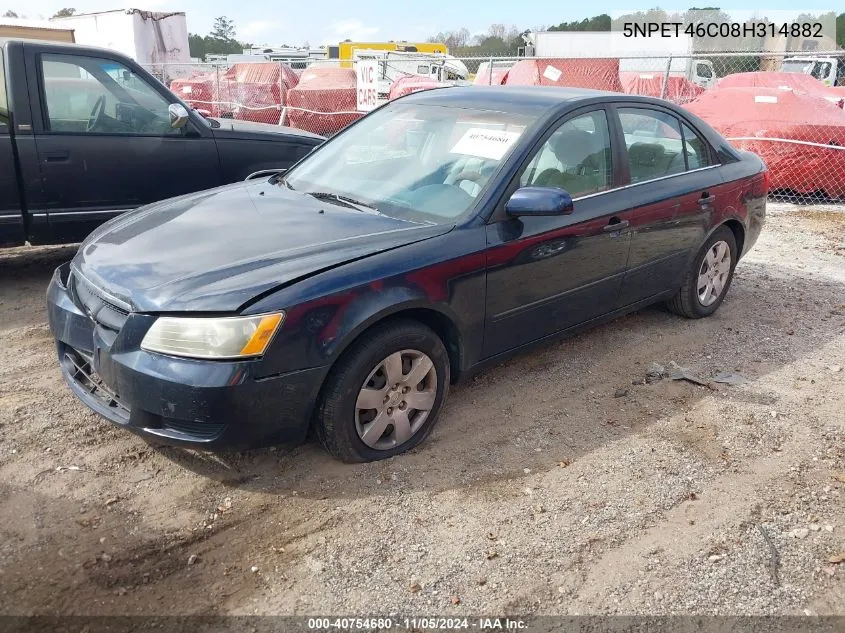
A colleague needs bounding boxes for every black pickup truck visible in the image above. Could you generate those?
[0,39,324,247]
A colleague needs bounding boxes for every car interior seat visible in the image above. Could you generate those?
[628,142,670,182]
[533,129,608,196]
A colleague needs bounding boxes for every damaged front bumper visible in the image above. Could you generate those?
[46,263,324,450]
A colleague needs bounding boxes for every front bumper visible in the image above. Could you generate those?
[47,263,325,450]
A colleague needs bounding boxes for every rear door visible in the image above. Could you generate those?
[0,46,24,244]
[613,106,722,307]
[483,107,633,357]
[24,44,221,243]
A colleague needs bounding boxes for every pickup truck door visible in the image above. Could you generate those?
[23,45,221,243]
[0,47,25,244]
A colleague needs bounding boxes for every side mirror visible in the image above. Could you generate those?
[505,186,574,217]
[245,168,286,181]
[168,103,190,129]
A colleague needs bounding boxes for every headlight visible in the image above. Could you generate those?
[141,313,284,360]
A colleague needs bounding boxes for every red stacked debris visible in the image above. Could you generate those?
[685,87,845,197]
[619,72,703,104]
[286,67,363,136]
[503,58,623,93]
[388,75,443,100]
[716,72,844,109]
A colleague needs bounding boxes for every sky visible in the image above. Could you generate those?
[1,1,836,48]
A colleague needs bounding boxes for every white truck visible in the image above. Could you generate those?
[351,49,469,98]
[525,31,716,88]
[51,9,190,81]
[781,55,845,87]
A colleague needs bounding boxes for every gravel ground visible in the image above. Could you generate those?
[0,202,843,616]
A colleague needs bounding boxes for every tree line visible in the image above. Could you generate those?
[2,7,76,18]
[429,9,845,55]
[188,16,253,60]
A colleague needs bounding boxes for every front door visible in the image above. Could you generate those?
[483,108,633,358]
[24,45,221,243]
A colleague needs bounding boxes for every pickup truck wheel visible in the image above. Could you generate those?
[315,320,450,463]
[666,226,737,319]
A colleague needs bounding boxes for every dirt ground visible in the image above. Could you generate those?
[0,203,844,617]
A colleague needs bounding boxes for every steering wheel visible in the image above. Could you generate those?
[86,95,106,132]
[450,170,486,188]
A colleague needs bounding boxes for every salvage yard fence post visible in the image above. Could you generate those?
[660,54,673,101]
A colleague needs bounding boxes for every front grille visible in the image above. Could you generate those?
[62,347,130,421]
[161,419,227,441]
[68,270,129,333]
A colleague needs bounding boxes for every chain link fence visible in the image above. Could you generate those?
[145,50,845,201]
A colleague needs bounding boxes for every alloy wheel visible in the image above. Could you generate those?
[354,349,438,450]
[697,240,732,307]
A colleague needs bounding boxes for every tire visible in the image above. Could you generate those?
[666,226,738,319]
[314,319,450,463]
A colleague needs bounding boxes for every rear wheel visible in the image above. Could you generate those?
[314,320,450,462]
[666,226,737,318]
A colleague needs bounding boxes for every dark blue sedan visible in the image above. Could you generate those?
[47,87,767,462]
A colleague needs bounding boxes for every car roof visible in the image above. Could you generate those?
[400,85,687,116]
[0,37,134,61]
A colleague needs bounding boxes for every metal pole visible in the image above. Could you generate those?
[488,55,494,85]
[215,63,220,117]
[660,54,672,100]
[278,61,284,126]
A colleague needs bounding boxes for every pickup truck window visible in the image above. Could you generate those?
[40,53,181,136]
[0,49,8,128]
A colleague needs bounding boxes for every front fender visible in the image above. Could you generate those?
[249,229,489,379]
[322,288,466,365]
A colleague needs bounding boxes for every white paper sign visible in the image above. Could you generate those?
[543,65,562,82]
[356,60,379,112]
[754,95,778,103]
[182,85,193,94]
[638,74,655,79]
[450,128,522,160]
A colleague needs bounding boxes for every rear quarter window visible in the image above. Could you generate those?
[0,48,9,129]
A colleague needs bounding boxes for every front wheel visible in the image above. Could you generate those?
[666,226,738,318]
[314,320,450,462]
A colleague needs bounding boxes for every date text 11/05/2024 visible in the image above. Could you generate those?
[622,21,824,39]
[306,617,529,630]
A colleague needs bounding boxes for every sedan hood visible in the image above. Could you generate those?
[74,181,452,312]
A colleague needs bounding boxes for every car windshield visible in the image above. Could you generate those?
[781,59,832,80]
[282,103,535,224]
[781,60,814,74]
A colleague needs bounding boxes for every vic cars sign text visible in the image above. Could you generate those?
[356,60,379,112]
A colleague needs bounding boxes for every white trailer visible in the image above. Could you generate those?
[527,31,716,88]
[781,55,845,87]
[352,49,469,97]
[51,9,190,80]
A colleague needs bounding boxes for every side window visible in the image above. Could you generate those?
[812,61,831,82]
[696,62,713,79]
[40,53,179,136]
[680,122,713,170]
[520,110,612,198]
[618,108,685,183]
[0,48,8,129]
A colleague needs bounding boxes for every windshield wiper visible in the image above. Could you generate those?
[305,191,378,213]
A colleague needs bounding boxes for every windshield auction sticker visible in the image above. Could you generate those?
[450,128,522,160]
[610,9,836,53]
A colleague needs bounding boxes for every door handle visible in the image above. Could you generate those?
[603,218,630,232]
[698,192,715,206]
[44,151,69,162]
